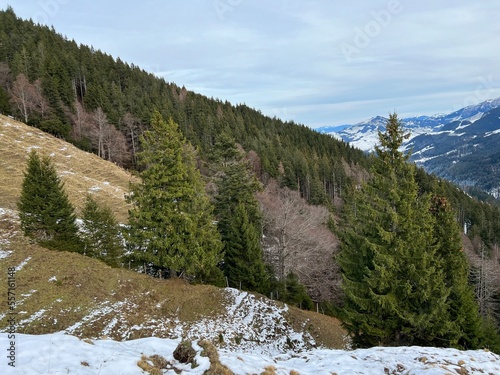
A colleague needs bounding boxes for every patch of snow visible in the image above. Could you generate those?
[18,309,47,326]
[1,333,500,374]
[0,208,16,217]
[0,250,12,259]
[456,122,472,130]
[59,170,75,176]
[48,276,57,282]
[15,257,32,271]
[485,128,500,137]
[20,289,37,298]
[26,145,41,151]
[462,112,484,123]
[412,145,434,156]
[88,185,102,192]
[413,154,441,164]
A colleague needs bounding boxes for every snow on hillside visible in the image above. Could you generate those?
[1,332,500,374]
[321,97,500,153]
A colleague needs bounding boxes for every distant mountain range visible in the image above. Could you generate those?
[317,98,500,199]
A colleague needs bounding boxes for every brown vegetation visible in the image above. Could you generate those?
[0,115,136,222]
[258,179,342,303]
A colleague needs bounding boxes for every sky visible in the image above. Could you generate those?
[4,1,500,128]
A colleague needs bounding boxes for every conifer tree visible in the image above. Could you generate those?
[212,136,269,294]
[338,113,453,347]
[430,196,483,349]
[127,111,224,284]
[81,194,123,267]
[223,203,269,293]
[18,150,82,252]
[282,272,314,310]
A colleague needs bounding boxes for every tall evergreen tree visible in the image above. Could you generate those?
[81,194,123,267]
[430,196,483,349]
[212,136,269,294]
[338,113,453,347]
[223,203,269,293]
[18,150,82,252]
[127,111,223,284]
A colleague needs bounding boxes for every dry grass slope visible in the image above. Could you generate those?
[0,115,136,222]
[0,116,347,352]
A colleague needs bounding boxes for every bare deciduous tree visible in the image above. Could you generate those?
[87,107,130,165]
[68,100,91,140]
[121,112,143,166]
[258,179,341,303]
[102,125,130,166]
[32,79,49,119]
[91,107,108,158]
[464,235,500,321]
[9,73,40,123]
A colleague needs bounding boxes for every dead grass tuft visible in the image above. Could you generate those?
[199,339,234,375]
[285,307,346,349]
[261,365,277,375]
[149,354,169,369]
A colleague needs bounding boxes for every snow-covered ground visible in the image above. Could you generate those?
[1,332,499,374]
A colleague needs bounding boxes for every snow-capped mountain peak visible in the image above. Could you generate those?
[318,97,500,198]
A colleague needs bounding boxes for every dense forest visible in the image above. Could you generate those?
[3,7,500,349]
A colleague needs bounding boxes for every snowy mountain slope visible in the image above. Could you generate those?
[319,98,500,197]
[2,332,500,375]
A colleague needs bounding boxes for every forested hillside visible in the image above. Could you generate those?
[2,6,500,349]
[0,7,365,206]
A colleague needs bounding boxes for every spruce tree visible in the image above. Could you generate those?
[223,203,269,293]
[81,194,123,267]
[338,113,452,347]
[212,137,269,294]
[430,196,483,349]
[127,111,224,284]
[282,272,314,310]
[18,150,82,252]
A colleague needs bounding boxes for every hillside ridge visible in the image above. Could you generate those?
[0,115,135,222]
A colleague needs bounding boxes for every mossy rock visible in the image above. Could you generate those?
[173,340,196,365]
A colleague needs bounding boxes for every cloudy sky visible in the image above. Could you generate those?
[5,1,500,128]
